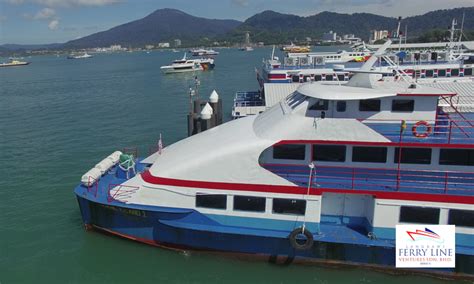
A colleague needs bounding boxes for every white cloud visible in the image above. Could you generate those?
[33,7,56,19]
[231,0,249,7]
[48,18,59,29]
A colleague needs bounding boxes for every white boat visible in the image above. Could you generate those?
[67,53,93,59]
[0,59,30,67]
[160,53,215,74]
[74,40,474,278]
[190,48,219,56]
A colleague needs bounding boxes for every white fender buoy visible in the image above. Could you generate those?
[81,168,102,186]
[200,103,213,120]
[209,90,219,103]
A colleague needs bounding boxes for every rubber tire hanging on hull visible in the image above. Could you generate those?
[289,227,314,250]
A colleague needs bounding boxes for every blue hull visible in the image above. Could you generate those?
[76,195,474,278]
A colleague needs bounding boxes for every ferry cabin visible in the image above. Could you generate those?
[75,79,474,275]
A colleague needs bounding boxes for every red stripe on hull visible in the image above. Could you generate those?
[141,171,474,204]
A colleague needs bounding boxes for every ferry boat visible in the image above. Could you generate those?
[0,59,30,67]
[74,43,474,278]
[67,53,93,59]
[190,48,219,56]
[281,43,311,53]
[160,53,215,74]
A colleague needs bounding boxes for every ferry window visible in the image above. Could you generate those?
[292,75,299,82]
[399,206,440,224]
[273,198,306,215]
[196,194,227,210]
[439,149,474,166]
[394,148,432,164]
[325,74,334,81]
[451,69,459,76]
[352,147,387,163]
[392,99,414,112]
[273,144,306,160]
[234,196,266,212]
[465,68,473,76]
[438,69,446,77]
[425,69,434,77]
[313,145,346,162]
[448,209,474,227]
[286,92,306,109]
[336,101,346,112]
[359,99,381,112]
[315,75,322,81]
[309,99,328,111]
[337,74,345,81]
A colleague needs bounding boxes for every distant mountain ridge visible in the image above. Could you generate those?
[64,8,242,48]
[2,6,473,50]
[229,7,474,43]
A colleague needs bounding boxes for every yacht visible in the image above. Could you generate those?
[281,42,311,53]
[74,42,473,278]
[67,53,93,59]
[0,59,30,67]
[191,48,219,56]
[160,53,215,74]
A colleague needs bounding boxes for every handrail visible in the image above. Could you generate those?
[107,184,140,203]
[263,163,474,195]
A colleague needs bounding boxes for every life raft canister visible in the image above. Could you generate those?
[412,120,432,138]
[289,227,314,250]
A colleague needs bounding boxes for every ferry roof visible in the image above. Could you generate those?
[296,80,456,101]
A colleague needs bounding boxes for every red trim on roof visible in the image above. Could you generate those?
[141,171,474,205]
[397,93,456,97]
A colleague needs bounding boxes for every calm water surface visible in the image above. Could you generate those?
[0,47,451,283]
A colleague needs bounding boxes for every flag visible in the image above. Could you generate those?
[158,133,163,155]
[400,120,407,133]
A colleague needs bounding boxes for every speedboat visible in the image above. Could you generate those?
[281,42,311,53]
[160,53,215,74]
[67,53,93,59]
[191,48,219,56]
[74,41,474,278]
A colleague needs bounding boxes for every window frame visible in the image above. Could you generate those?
[391,99,415,112]
[272,198,306,216]
[313,144,346,162]
[273,144,306,161]
[399,206,440,224]
[233,195,266,213]
[359,99,381,112]
[352,146,387,163]
[196,194,227,210]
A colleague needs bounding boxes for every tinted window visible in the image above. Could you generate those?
[337,74,345,81]
[394,148,432,164]
[425,69,434,77]
[439,149,474,166]
[273,144,306,160]
[448,209,474,227]
[336,101,346,112]
[314,75,322,81]
[196,194,227,209]
[352,147,387,163]
[392,100,414,112]
[234,196,266,212]
[438,69,446,76]
[400,206,440,224]
[273,198,306,215]
[451,69,459,76]
[465,68,473,76]
[325,74,334,81]
[359,99,381,112]
[309,100,329,111]
[313,145,346,162]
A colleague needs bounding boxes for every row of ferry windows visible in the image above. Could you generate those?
[418,68,473,77]
[400,206,474,228]
[196,194,306,215]
[273,145,474,166]
[309,99,415,112]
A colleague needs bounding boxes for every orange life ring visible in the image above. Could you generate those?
[412,121,432,138]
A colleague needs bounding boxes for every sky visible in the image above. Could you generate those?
[0,0,472,44]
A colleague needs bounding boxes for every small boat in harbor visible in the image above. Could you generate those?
[190,48,219,56]
[160,53,215,74]
[0,59,30,67]
[67,53,93,59]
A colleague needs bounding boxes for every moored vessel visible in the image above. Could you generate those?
[160,53,215,74]
[0,59,30,67]
[74,42,474,279]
